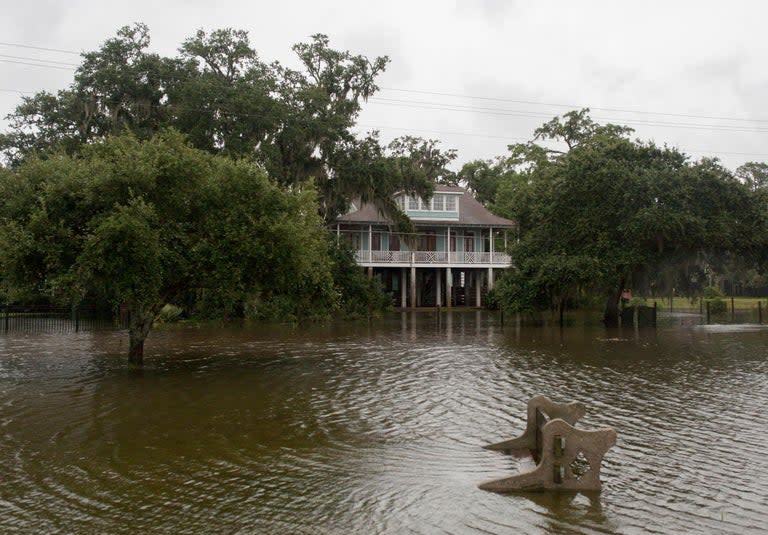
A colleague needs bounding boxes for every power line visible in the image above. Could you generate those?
[0,54,79,67]
[0,42,80,55]
[0,84,765,159]
[358,123,768,158]
[0,38,765,125]
[0,59,75,71]
[357,123,531,142]
[367,98,768,134]
[379,86,768,124]
[0,37,765,124]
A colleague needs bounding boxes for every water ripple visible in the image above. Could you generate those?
[1,313,767,533]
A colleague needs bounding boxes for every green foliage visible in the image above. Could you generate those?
[329,239,391,318]
[0,131,344,325]
[702,286,724,299]
[0,24,455,229]
[489,110,767,319]
[156,304,184,323]
[706,298,728,315]
[736,161,768,192]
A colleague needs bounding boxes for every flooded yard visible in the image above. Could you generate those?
[1,311,766,534]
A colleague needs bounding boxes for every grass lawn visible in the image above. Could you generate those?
[644,296,768,311]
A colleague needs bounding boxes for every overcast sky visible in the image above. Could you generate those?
[2,0,768,171]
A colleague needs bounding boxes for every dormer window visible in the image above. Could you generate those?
[400,193,459,213]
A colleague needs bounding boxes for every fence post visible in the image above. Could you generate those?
[3,305,8,333]
[71,304,79,333]
[706,301,711,324]
[759,301,763,325]
[731,297,735,322]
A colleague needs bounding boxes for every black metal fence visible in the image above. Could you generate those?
[1,305,129,334]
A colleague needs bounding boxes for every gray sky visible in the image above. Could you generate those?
[2,0,768,171]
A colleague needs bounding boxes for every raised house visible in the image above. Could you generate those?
[334,185,515,307]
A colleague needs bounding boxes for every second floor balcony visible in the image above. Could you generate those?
[354,250,512,267]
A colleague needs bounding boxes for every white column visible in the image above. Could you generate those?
[436,268,442,307]
[447,226,451,263]
[401,268,407,308]
[490,226,494,263]
[368,225,372,263]
[475,271,481,307]
[410,266,416,308]
[336,224,340,243]
[446,267,452,308]
[488,267,494,290]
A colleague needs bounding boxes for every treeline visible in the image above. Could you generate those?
[0,24,455,363]
[456,110,768,324]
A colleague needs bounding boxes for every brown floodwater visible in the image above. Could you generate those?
[1,311,766,534]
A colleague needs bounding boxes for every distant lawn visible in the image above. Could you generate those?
[643,296,768,311]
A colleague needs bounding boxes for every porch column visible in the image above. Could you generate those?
[401,268,407,308]
[475,271,482,307]
[336,224,340,244]
[488,267,494,289]
[490,226,494,263]
[447,226,451,263]
[410,266,416,309]
[368,225,372,263]
[436,268,442,307]
[446,268,452,308]
[368,267,373,279]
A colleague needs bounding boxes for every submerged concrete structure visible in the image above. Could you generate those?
[480,395,617,492]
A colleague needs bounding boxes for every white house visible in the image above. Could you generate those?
[334,185,515,307]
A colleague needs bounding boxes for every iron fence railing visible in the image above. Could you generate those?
[1,305,129,334]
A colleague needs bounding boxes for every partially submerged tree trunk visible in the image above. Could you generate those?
[128,303,161,365]
[558,297,566,327]
[603,288,623,328]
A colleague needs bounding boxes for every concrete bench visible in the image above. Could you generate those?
[479,395,617,492]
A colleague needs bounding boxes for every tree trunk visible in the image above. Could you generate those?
[559,297,565,327]
[603,289,622,328]
[127,303,161,366]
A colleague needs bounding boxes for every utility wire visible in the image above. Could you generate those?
[367,99,768,134]
[0,38,768,123]
[0,38,765,124]
[0,42,81,55]
[379,87,768,124]
[357,124,768,158]
[0,59,75,71]
[0,54,79,67]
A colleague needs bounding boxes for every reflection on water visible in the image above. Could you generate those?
[1,311,767,534]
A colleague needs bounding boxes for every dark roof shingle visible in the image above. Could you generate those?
[336,185,515,227]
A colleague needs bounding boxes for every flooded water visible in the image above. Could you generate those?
[1,311,766,534]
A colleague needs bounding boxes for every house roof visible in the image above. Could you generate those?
[336,185,516,228]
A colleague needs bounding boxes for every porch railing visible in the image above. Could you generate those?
[354,250,511,265]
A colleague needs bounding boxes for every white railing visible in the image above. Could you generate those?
[355,250,511,265]
[371,250,411,263]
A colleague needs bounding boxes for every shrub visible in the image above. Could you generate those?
[706,298,727,315]
[703,286,724,299]
[156,304,184,323]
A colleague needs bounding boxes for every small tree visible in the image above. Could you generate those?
[0,130,338,364]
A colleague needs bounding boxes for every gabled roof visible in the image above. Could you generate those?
[336,185,516,228]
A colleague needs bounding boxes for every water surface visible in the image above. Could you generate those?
[1,311,766,534]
